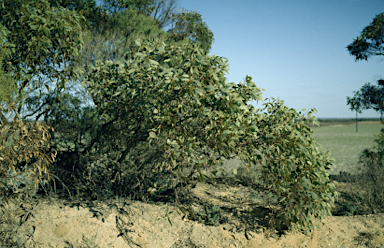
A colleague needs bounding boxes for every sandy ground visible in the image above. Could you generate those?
[1,180,384,248]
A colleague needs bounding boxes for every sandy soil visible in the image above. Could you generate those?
[1,180,384,248]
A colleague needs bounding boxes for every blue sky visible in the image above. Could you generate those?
[176,0,384,118]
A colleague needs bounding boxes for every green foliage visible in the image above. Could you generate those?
[355,128,384,212]
[168,10,214,54]
[78,7,168,77]
[347,13,384,61]
[82,39,262,191]
[187,205,226,226]
[48,0,106,28]
[253,99,339,235]
[102,0,178,29]
[0,0,339,237]
[0,25,18,108]
[103,0,157,14]
[0,0,84,115]
[347,79,384,121]
[78,39,338,235]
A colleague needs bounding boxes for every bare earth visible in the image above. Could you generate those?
[2,180,384,248]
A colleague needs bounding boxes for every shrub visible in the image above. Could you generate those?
[355,127,384,212]
[187,205,226,226]
[238,99,339,236]
[43,39,337,236]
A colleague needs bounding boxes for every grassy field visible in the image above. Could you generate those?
[312,121,383,175]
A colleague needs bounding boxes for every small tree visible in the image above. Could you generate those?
[347,79,384,122]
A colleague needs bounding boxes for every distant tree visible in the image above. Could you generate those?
[347,13,384,121]
[100,1,214,53]
[347,79,384,121]
[346,15,384,212]
[167,10,214,54]
[102,0,178,29]
[347,13,384,61]
[77,7,168,77]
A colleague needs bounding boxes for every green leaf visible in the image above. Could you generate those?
[223,130,231,135]
[149,59,159,66]
[194,88,205,96]
[112,91,121,97]
[213,73,219,81]
[149,132,157,139]
[205,85,216,92]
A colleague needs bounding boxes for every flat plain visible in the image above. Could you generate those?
[312,121,383,175]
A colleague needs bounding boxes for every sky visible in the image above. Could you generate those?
[176,0,384,118]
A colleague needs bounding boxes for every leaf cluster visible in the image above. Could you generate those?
[0,103,56,199]
[102,0,178,29]
[0,28,18,108]
[347,13,384,61]
[167,10,214,54]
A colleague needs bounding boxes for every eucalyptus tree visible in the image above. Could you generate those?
[347,13,384,121]
[0,0,84,119]
[0,0,86,196]
[347,13,384,211]
[0,0,78,197]
[347,13,384,61]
